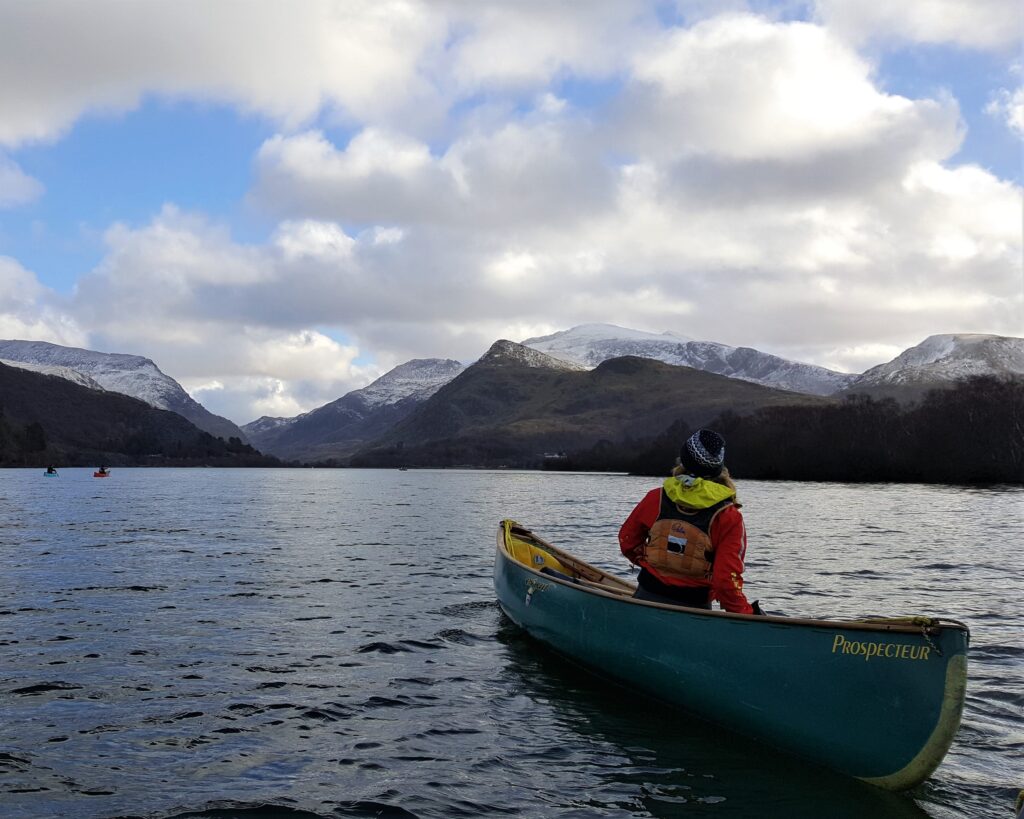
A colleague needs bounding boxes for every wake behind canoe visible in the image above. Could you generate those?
[493,520,969,791]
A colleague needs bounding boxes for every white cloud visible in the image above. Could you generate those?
[814,0,1023,51]
[254,115,615,230]
[0,0,446,147]
[0,1,659,149]
[273,220,356,261]
[0,155,43,207]
[986,86,1024,137]
[622,14,961,163]
[175,328,380,423]
[819,342,906,374]
[0,257,85,345]
[441,0,652,91]
[254,129,456,225]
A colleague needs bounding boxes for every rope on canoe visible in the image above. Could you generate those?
[855,616,940,627]
[852,615,975,657]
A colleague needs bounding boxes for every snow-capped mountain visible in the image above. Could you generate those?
[0,340,246,442]
[355,357,468,407]
[522,324,855,395]
[242,358,466,461]
[849,334,1024,393]
[242,415,296,437]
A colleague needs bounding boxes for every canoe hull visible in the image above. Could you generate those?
[494,522,968,791]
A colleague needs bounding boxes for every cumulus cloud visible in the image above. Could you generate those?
[620,15,962,163]
[253,114,615,230]
[0,0,446,147]
[814,0,1023,51]
[0,257,85,345]
[176,329,379,423]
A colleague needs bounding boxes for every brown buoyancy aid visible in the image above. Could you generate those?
[640,491,733,584]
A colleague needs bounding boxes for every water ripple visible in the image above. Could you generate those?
[0,468,1019,819]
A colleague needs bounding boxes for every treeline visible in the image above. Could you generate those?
[0,408,281,467]
[548,376,1023,484]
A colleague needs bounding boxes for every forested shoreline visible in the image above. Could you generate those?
[547,377,1024,484]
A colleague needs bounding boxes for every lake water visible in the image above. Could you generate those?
[1,468,1020,819]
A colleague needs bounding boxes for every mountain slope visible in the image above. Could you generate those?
[0,358,106,391]
[352,340,829,468]
[522,323,856,396]
[0,362,271,466]
[0,340,246,442]
[242,358,466,462]
[845,334,1024,400]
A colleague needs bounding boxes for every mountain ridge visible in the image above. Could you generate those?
[522,323,857,395]
[241,357,466,462]
[351,340,830,468]
[0,362,273,467]
[0,340,246,442]
[847,334,1024,398]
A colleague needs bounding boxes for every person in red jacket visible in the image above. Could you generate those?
[619,428,763,614]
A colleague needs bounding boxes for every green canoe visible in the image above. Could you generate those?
[494,520,969,791]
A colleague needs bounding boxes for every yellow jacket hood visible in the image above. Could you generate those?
[662,475,735,509]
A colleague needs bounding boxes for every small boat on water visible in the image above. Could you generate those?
[93,470,110,478]
[43,470,58,477]
[494,520,969,791]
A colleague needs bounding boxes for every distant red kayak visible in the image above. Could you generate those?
[93,471,110,478]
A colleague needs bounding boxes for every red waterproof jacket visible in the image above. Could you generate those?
[619,480,753,614]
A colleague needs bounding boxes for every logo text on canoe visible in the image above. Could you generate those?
[832,634,932,661]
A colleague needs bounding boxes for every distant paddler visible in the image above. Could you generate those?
[44,465,58,477]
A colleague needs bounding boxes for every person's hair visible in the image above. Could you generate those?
[672,462,742,508]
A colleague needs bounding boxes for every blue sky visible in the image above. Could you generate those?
[4,101,277,292]
[0,1,1020,423]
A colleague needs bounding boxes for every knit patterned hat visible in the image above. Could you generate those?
[680,429,726,478]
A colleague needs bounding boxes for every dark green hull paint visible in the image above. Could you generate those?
[494,523,969,791]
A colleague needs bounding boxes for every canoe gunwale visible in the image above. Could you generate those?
[498,521,968,638]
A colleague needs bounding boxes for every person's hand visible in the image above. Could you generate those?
[750,600,765,616]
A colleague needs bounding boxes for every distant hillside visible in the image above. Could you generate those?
[0,362,276,467]
[0,340,246,442]
[843,334,1024,401]
[243,358,466,462]
[351,340,828,468]
[523,323,856,396]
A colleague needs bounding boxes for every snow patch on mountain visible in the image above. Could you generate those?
[0,358,106,391]
[354,358,466,409]
[482,339,589,370]
[522,324,854,395]
[853,334,1024,387]
[242,416,297,436]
